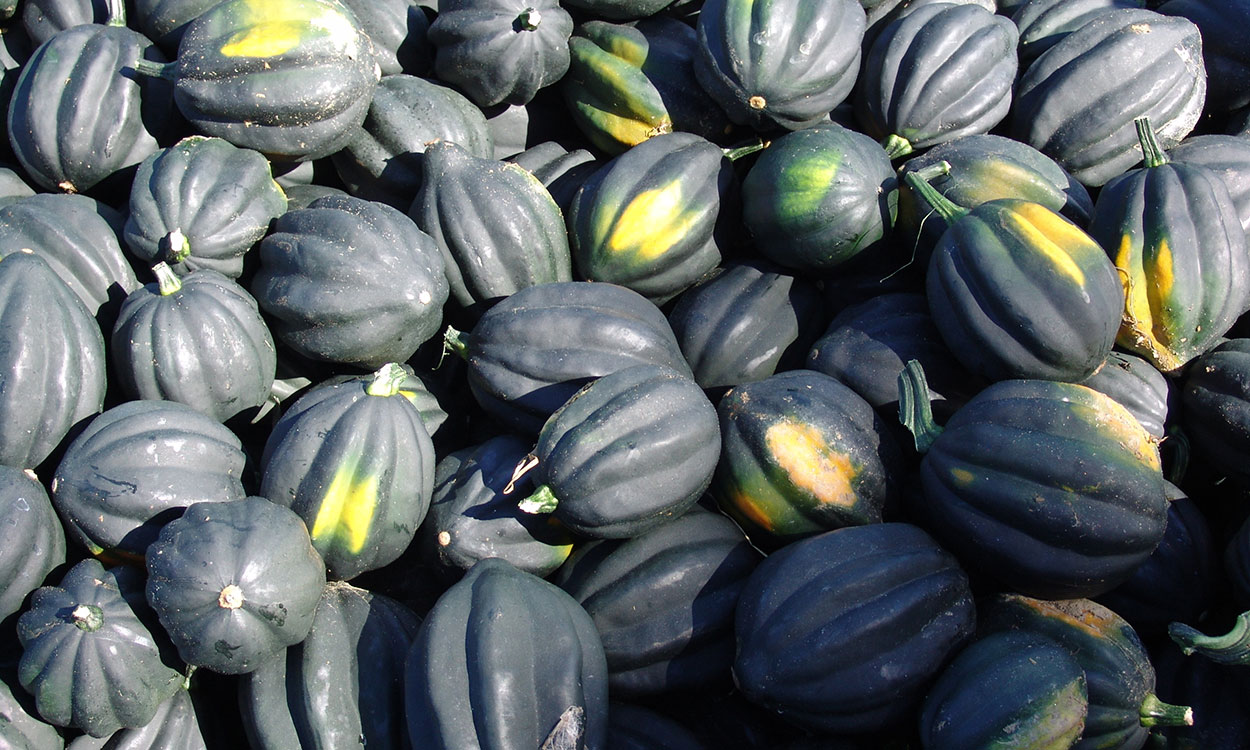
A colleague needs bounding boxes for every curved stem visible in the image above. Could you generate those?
[903,164,968,228]
[1168,611,1250,665]
[443,326,469,360]
[897,359,943,454]
[1139,693,1194,728]
[152,262,182,296]
[519,485,559,514]
[1135,116,1169,169]
[366,363,410,397]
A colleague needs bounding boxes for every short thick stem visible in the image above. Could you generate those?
[1139,693,1194,728]
[366,363,410,397]
[162,228,191,264]
[70,604,104,632]
[443,326,469,360]
[519,485,559,514]
[882,134,914,160]
[152,262,182,296]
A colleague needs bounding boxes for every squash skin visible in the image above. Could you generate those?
[693,0,866,131]
[1012,9,1207,187]
[132,0,224,52]
[1157,0,1250,112]
[239,581,420,750]
[1013,0,1148,68]
[733,522,976,734]
[145,496,328,675]
[0,465,65,625]
[50,399,247,561]
[168,0,382,161]
[123,136,287,279]
[17,559,183,737]
[1179,338,1250,484]
[1077,350,1171,439]
[251,194,449,370]
[0,678,63,750]
[528,363,721,539]
[20,0,108,46]
[66,688,208,750]
[112,266,277,423]
[507,141,599,214]
[337,0,432,77]
[259,364,437,581]
[1168,133,1250,240]
[0,251,106,472]
[404,557,609,750]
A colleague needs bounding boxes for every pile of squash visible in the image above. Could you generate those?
[3,0,1250,747]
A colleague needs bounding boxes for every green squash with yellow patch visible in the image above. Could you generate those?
[259,363,436,581]
[712,369,905,550]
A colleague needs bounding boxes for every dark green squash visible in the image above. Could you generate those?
[909,171,1124,383]
[604,702,704,750]
[131,0,223,52]
[1151,639,1250,750]
[404,557,609,750]
[900,363,1170,599]
[712,369,904,549]
[693,0,866,131]
[1011,8,1206,186]
[0,251,106,471]
[137,0,382,161]
[123,136,287,279]
[740,123,897,273]
[733,522,976,734]
[445,280,693,435]
[0,677,63,750]
[8,0,178,193]
[145,496,327,675]
[1077,350,1171,439]
[17,558,183,737]
[338,0,432,76]
[50,399,248,561]
[1166,506,1250,666]
[0,465,66,625]
[251,193,449,370]
[980,594,1194,749]
[411,139,572,318]
[506,141,599,215]
[259,363,437,581]
[239,581,420,750]
[66,688,207,750]
[20,0,109,46]
[1168,133,1250,240]
[560,0,677,20]
[518,363,720,539]
[857,2,1018,159]
[568,132,736,305]
[552,505,762,696]
[1087,118,1249,372]
[1178,338,1250,485]
[919,630,1089,750]
[427,0,573,108]
[1157,0,1250,112]
[1012,0,1148,68]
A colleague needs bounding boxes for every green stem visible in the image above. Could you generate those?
[911,160,952,183]
[903,167,969,227]
[882,133,914,160]
[1168,611,1250,665]
[366,363,410,397]
[897,359,943,454]
[516,8,541,30]
[163,228,191,264]
[519,485,559,514]
[1135,117,1168,169]
[723,138,769,162]
[152,262,182,296]
[131,59,177,80]
[105,0,126,26]
[443,326,469,360]
[181,665,197,692]
[70,604,104,632]
[1139,693,1194,728]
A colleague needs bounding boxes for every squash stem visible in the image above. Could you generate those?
[105,0,127,26]
[882,134,914,160]
[162,228,192,264]
[903,167,968,227]
[910,161,952,183]
[723,138,769,162]
[1134,117,1169,169]
[1168,611,1250,665]
[516,8,542,30]
[131,59,177,80]
[70,604,104,632]
[519,485,559,514]
[897,359,943,454]
[152,262,182,296]
[366,363,410,397]
[443,326,469,360]
[1139,693,1194,728]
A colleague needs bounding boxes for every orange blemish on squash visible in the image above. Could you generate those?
[1018,596,1120,639]
[727,490,775,532]
[950,467,975,486]
[764,420,859,508]
[220,0,358,58]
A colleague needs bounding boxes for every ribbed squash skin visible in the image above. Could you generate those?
[455,280,693,435]
[123,136,287,278]
[741,123,896,273]
[112,266,277,423]
[422,434,573,579]
[913,379,1168,599]
[50,399,247,560]
[167,0,381,161]
[1088,141,1249,373]
[145,497,327,675]
[857,2,1018,157]
[1012,9,1207,187]
[1168,134,1250,239]
[1077,350,1171,439]
[693,0,865,131]
[0,251,106,471]
[508,141,599,214]
[132,0,222,51]
[668,261,823,390]
[568,132,734,306]
[20,0,108,46]
[412,139,572,317]
[74,688,208,750]
[338,0,431,76]
[239,582,420,750]
[712,369,903,549]
[1158,0,1250,112]
[1013,0,1147,68]
[260,364,436,581]
[0,465,65,624]
[528,364,720,539]
[427,0,573,108]
[920,630,1089,750]
[17,559,183,737]
[1179,338,1250,483]
[1152,642,1250,750]
[552,506,762,696]
[0,679,63,750]
[0,193,137,327]
[404,557,609,750]
[7,17,176,193]
[926,198,1124,383]
[561,0,675,21]
[251,194,449,369]
[733,522,976,734]
[331,74,493,209]
[604,703,703,750]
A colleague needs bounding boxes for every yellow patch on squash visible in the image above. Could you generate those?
[310,453,379,554]
[220,0,359,58]
[1017,596,1121,640]
[605,182,699,261]
[1002,203,1093,287]
[950,467,976,486]
[764,419,859,508]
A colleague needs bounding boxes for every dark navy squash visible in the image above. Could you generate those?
[1178,338,1250,484]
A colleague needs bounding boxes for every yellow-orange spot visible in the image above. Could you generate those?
[764,420,859,508]
[220,0,359,58]
[605,182,699,261]
[310,454,379,554]
[727,490,776,532]
[1003,203,1094,287]
[1148,237,1175,303]
[1018,596,1120,639]
[950,467,975,485]
[1114,234,1184,371]
[1082,387,1162,471]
